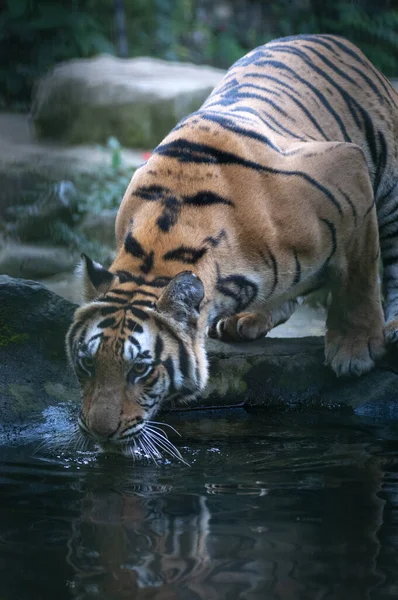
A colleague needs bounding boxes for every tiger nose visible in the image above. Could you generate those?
[87,407,120,440]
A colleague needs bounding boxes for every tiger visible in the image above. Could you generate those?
[66,34,398,455]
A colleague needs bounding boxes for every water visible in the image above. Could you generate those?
[1,410,398,600]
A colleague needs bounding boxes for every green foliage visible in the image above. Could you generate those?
[319,2,398,76]
[1,0,397,108]
[48,137,134,262]
[76,137,132,215]
[0,0,114,109]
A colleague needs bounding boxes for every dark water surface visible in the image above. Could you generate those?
[1,410,398,600]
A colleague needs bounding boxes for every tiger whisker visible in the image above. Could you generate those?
[146,420,182,437]
[144,427,190,466]
[145,425,181,448]
[139,434,160,465]
[141,432,162,462]
[33,423,86,456]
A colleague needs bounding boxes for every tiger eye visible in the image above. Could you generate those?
[130,362,148,375]
[80,356,95,371]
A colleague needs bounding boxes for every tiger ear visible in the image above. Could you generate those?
[77,253,114,302]
[156,271,204,325]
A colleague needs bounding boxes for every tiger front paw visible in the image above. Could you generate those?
[207,312,272,342]
[325,330,385,377]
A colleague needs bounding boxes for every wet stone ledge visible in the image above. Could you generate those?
[0,275,398,436]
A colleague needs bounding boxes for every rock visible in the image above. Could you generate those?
[37,271,84,305]
[391,78,398,91]
[0,113,143,218]
[1,276,398,438]
[78,208,118,247]
[0,243,78,279]
[31,55,225,147]
[0,275,79,429]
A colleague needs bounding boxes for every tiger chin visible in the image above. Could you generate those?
[66,33,398,458]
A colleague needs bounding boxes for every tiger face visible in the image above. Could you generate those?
[66,261,208,455]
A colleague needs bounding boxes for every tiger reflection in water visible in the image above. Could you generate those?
[65,470,383,600]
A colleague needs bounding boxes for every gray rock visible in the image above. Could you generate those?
[0,113,143,218]
[78,208,118,247]
[0,243,78,279]
[0,276,397,437]
[0,275,79,429]
[31,55,225,147]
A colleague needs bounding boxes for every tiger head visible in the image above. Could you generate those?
[66,255,208,455]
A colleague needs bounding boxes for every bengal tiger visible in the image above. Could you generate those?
[66,34,398,456]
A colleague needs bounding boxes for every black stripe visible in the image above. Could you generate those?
[383,254,398,267]
[99,295,127,304]
[163,246,207,264]
[319,218,337,272]
[197,111,292,154]
[204,229,227,247]
[140,251,154,274]
[134,185,171,200]
[228,106,306,141]
[183,190,234,207]
[163,357,177,394]
[117,271,171,288]
[208,89,294,120]
[377,182,398,220]
[98,317,117,329]
[337,187,357,222]
[67,319,85,351]
[374,131,388,198]
[110,288,134,296]
[302,43,361,90]
[156,139,343,216]
[124,231,145,258]
[216,265,258,312]
[178,339,191,379]
[131,299,155,308]
[138,398,157,409]
[99,305,121,316]
[117,270,134,282]
[132,289,159,299]
[126,318,143,334]
[321,35,395,106]
[129,335,141,348]
[147,374,160,389]
[293,248,301,285]
[256,58,351,142]
[272,87,329,141]
[243,71,303,95]
[266,249,278,299]
[282,34,384,106]
[129,306,149,321]
[379,222,398,241]
[154,334,164,363]
[267,45,362,130]
[225,81,283,98]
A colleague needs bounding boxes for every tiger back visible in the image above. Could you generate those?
[66,34,398,457]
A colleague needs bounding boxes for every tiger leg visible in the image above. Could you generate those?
[324,218,385,377]
[378,182,398,344]
[208,299,300,342]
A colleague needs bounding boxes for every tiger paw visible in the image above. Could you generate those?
[384,319,398,344]
[325,330,385,377]
[207,312,272,342]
